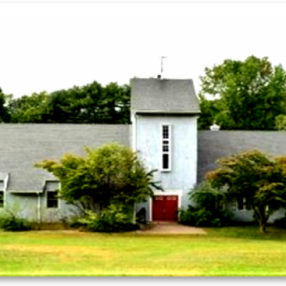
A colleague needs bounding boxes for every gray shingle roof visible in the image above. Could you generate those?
[131,78,200,114]
[198,131,286,183]
[0,124,130,192]
[0,172,7,181]
[5,126,286,192]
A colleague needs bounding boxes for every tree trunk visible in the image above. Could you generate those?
[132,202,136,224]
[259,222,266,234]
[254,207,267,234]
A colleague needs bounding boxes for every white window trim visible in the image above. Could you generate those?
[160,124,172,172]
[0,190,4,208]
[236,197,251,211]
[45,180,60,209]
[46,191,59,209]
[0,174,9,208]
[149,189,182,221]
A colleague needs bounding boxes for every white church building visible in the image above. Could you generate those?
[0,77,286,223]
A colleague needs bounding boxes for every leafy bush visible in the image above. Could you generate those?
[71,204,140,232]
[36,143,162,214]
[179,205,233,227]
[179,182,233,227]
[136,207,147,224]
[0,213,32,231]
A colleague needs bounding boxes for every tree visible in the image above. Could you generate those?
[275,114,286,131]
[206,150,286,233]
[8,91,49,123]
[102,83,130,124]
[44,81,130,124]
[0,88,11,122]
[198,94,222,130]
[199,56,286,130]
[6,81,131,124]
[179,181,233,227]
[36,143,161,215]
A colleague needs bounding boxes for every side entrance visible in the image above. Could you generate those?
[152,195,178,221]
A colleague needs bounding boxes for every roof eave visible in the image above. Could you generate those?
[133,110,201,116]
[8,190,44,194]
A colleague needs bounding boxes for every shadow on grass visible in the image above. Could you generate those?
[203,224,286,241]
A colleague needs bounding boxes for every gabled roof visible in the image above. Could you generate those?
[198,131,286,183]
[131,78,200,114]
[0,124,130,192]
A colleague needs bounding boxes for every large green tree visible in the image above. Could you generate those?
[199,56,286,130]
[6,81,131,124]
[8,91,49,123]
[206,150,286,233]
[44,81,130,124]
[36,143,161,214]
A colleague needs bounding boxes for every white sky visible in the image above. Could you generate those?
[1,2,286,98]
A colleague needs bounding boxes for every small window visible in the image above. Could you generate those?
[237,197,251,210]
[45,181,60,209]
[0,191,4,208]
[162,145,169,152]
[162,126,169,139]
[47,191,58,209]
[162,154,169,169]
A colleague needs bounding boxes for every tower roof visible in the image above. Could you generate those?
[131,78,200,114]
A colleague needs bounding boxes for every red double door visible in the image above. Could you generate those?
[152,195,178,221]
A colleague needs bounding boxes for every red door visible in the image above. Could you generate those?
[152,195,178,221]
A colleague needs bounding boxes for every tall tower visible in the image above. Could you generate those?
[130,77,200,221]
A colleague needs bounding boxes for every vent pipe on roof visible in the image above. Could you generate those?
[210,123,220,131]
[157,75,161,79]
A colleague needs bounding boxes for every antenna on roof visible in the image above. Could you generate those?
[158,56,167,79]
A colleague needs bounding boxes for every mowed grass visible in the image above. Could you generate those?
[1,226,286,276]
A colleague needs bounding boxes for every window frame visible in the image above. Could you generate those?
[160,124,172,172]
[46,190,59,209]
[236,197,251,211]
[0,190,4,208]
[45,181,60,209]
[0,179,4,208]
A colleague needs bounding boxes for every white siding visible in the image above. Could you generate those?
[135,114,198,217]
[45,181,59,191]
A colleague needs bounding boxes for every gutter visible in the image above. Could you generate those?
[37,192,41,224]
[3,174,9,192]
[135,110,201,115]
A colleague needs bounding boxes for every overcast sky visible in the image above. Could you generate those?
[1,2,286,98]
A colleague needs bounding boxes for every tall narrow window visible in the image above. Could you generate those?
[0,191,4,208]
[161,125,171,171]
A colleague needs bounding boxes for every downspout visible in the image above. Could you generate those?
[131,112,137,224]
[37,192,41,225]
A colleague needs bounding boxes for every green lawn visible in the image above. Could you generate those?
[1,226,286,276]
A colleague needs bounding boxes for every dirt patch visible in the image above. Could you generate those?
[2,244,115,258]
[137,223,206,234]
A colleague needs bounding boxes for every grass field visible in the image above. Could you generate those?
[1,226,286,276]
